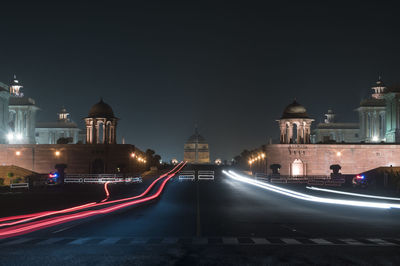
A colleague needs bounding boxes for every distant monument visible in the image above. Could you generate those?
[184,127,210,164]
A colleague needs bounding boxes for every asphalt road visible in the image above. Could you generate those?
[1,164,400,265]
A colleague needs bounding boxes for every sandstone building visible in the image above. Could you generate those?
[184,128,210,164]
[263,97,400,176]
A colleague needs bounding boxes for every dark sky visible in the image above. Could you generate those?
[1,0,400,161]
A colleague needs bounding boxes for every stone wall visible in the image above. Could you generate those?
[0,144,144,174]
[265,144,400,176]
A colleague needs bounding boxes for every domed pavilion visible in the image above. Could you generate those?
[277,100,314,144]
[84,98,118,144]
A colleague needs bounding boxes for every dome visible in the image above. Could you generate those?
[187,133,206,144]
[88,99,115,118]
[281,100,309,119]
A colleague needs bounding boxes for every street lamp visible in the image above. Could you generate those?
[15,151,21,156]
[55,151,61,157]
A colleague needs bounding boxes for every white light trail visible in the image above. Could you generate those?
[223,170,400,209]
[306,186,400,201]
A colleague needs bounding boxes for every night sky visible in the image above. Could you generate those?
[1,1,400,161]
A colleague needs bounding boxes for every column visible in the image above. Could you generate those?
[287,123,293,144]
[102,122,106,144]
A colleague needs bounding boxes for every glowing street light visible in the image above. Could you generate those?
[336,151,341,157]
[55,151,61,157]
[15,151,21,156]
[130,152,136,158]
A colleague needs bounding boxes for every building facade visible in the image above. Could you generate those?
[7,76,39,144]
[0,82,10,144]
[35,107,82,144]
[184,128,210,163]
[313,78,399,143]
[265,95,400,176]
[314,110,359,143]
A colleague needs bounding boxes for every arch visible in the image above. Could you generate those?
[291,159,304,176]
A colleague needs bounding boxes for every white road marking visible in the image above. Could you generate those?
[367,238,396,246]
[310,238,333,245]
[52,225,75,234]
[68,237,92,245]
[98,237,121,245]
[340,238,364,245]
[281,238,302,244]
[251,238,270,244]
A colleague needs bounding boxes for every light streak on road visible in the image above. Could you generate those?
[100,181,111,203]
[0,162,186,239]
[306,186,400,201]
[223,170,400,210]
[0,162,185,228]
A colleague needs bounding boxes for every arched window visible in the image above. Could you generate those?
[292,159,304,176]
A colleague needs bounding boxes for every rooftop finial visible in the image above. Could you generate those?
[13,74,16,80]
[194,123,198,135]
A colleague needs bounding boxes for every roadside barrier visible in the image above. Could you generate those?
[178,171,195,180]
[198,170,214,180]
[10,183,29,189]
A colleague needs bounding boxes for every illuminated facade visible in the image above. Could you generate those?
[0,82,10,144]
[314,78,400,143]
[35,107,83,144]
[8,76,39,144]
[184,128,210,164]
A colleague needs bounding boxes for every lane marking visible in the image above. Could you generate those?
[251,238,270,244]
[310,238,333,245]
[281,238,302,245]
[340,238,365,245]
[68,237,92,245]
[98,237,121,245]
[52,225,75,234]
[367,238,397,246]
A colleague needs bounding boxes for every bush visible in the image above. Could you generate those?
[7,172,14,178]
[0,178,4,186]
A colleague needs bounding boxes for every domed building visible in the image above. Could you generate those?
[184,128,210,164]
[84,98,118,144]
[277,100,314,144]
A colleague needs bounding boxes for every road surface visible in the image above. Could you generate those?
[1,164,400,265]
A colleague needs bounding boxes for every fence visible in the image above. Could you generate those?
[10,183,29,189]
[198,170,214,180]
[254,173,344,187]
[64,174,142,184]
[178,171,195,180]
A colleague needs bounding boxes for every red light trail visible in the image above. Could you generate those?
[0,162,184,227]
[0,162,186,239]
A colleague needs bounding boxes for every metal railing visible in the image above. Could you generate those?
[178,171,195,180]
[10,183,29,189]
[198,170,214,180]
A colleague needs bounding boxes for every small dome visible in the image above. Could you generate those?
[187,133,206,144]
[88,99,115,118]
[281,100,309,119]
